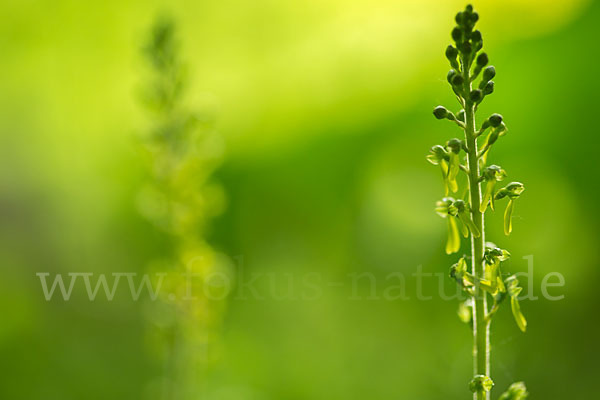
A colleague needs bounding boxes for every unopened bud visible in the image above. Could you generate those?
[445,46,459,69]
[455,12,465,25]
[476,52,488,67]
[447,69,457,84]
[433,106,449,119]
[446,45,458,61]
[483,81,494,95]
[489,113,503,127]
[483,65,496,81]
[470,89,483,102]
[452,27,463,42]
[452,74,464,87]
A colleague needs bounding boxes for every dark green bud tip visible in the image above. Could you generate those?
[466,4,473,13]
[483,81,495,95]
[451,74,464,86]
[470,89,483,102]
[457,109,466,122]
[483,65,496,81]
[476,52,488,67]
[447,69,457,84]
[447,138,462,153]
[451,27,462,42]
[445,45,458,61]
[471,30,482,43]
[433,106,449,119]
[469,375,494,393]
[489,113,503,127]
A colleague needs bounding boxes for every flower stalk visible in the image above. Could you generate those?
[429,5,529,400]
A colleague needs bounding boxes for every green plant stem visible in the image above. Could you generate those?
[463,67,490,400]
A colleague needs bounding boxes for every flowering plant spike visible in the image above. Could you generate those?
[139,17,229,396]
[428,5,529,400]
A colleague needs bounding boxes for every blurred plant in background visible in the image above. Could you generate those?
[138,16,231,400]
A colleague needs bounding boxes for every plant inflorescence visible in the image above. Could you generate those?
[428,5,528,400]
[139,16,229,399]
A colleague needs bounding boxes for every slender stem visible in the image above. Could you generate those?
[463,63,491,400]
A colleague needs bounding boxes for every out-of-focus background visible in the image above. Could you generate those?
[1,0,599,398]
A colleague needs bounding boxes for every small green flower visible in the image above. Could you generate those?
[481,243,510,295]
[454,199,480,238]
[480,165,507,212]
[446,138,462,193]
[435,197,461,254]
[495,182,525,235]
[479,121,507,165]
[426,145,452,195]
[505,276,527,332]
[450,256,476,294]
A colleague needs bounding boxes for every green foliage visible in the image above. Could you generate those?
[428,4,528,399]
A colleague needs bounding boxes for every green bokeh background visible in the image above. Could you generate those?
[1,0,599,398]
